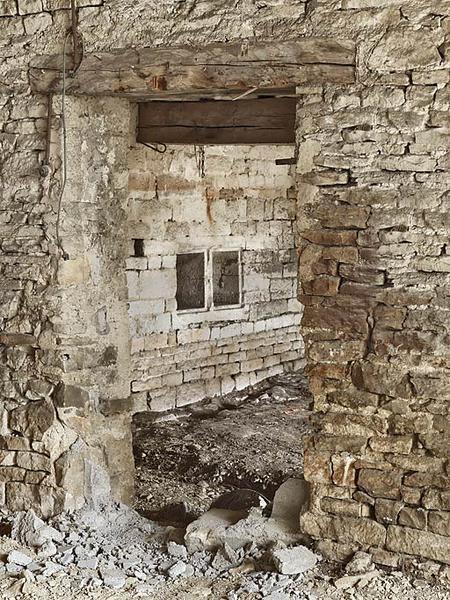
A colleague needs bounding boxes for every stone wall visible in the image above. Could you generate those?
[296,8,450,567]
[1,0,449,566]
[127,143,303,411]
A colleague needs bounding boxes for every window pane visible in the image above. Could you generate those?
[176,253,205,310]
[212,251,240,307]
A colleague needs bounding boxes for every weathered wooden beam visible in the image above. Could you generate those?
[30,38,356,98]
[137,97,296,145]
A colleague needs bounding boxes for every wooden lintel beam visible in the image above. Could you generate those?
[30,38,356,98]
[137,97,296,145]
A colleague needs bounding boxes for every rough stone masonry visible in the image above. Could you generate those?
[0,0,449,567]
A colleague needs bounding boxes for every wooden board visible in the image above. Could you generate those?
[137,97,296,145]
[30,38,356,99]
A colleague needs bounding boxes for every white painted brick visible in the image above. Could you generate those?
[126,257,147,270]
[176,382,206,407]
[148,388,176,412]
[205,378,221,398]
[147,255,162,269]
[235,373,251,391]
[162,255,176,268]
[221,376,235,395]
[177,327,210,345]
[161,372,183,387]
[130,337,144,354]
[126,271,139,299]
[132,376,162,392]
[139,269,176,299]
[220,323,242,338]
[128,299,164,316]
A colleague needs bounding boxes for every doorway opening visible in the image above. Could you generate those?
[126,94,310,526]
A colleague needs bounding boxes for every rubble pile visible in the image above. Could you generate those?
[0,492,322,598]
[0,496,449,599]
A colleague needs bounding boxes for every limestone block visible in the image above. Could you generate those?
[386,525,450,564]
[15,452,51,472]
[125,257,147,270]
[148,388,176,412]
[428,511,450,537]
[331,454,356,487]
[322,414,387,438]
[374,499,403,526]
[0,467,26,482]
[369,436,413,455]
[316,539,358,563]
[379,155,437,173]
[0,0,16,15]
[18,0,42,13]
[303,450,332,484]
[401,487,422,506]
[368,29,441,73]
[139,269,176,300]
[321,497,363,518]
[390,414,433,436]
[54,384,90,411]
[300,512,386,548]
[5,483,63,519]
[339,264,385,285]
[9,400,55,442]
[422,489,450,511]
[403,472,450,489]
[358,469,403,501]
[398,507,427,530]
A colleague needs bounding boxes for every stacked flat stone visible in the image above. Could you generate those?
[297,8,450,567]
[0,0,448,568]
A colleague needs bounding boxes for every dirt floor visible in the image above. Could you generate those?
[132,371,313,520]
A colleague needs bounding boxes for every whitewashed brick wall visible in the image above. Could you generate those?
[127,144,304,411]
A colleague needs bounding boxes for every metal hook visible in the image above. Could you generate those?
[141,142,167,154]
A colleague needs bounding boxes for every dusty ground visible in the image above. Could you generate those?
[132,371,313,520]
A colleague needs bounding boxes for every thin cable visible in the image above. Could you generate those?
[55,32,70,260]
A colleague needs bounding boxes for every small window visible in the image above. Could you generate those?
[212,250,241,307]
[133,239,145,257]
[176,252,205,310]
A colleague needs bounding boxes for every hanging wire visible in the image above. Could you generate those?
[54,31,71,260]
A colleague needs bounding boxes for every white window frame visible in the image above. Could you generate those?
[175,249,209,314]
[210,248,243,310]
[175,248,243,313]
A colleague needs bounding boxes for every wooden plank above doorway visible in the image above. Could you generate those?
[30,38,356,100]
[138,97,296,145]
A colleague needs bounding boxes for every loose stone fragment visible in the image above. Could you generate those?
[7,550,33,566]
[100,567,126,588]
[272,545,318,575]
[345,551,374,575]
